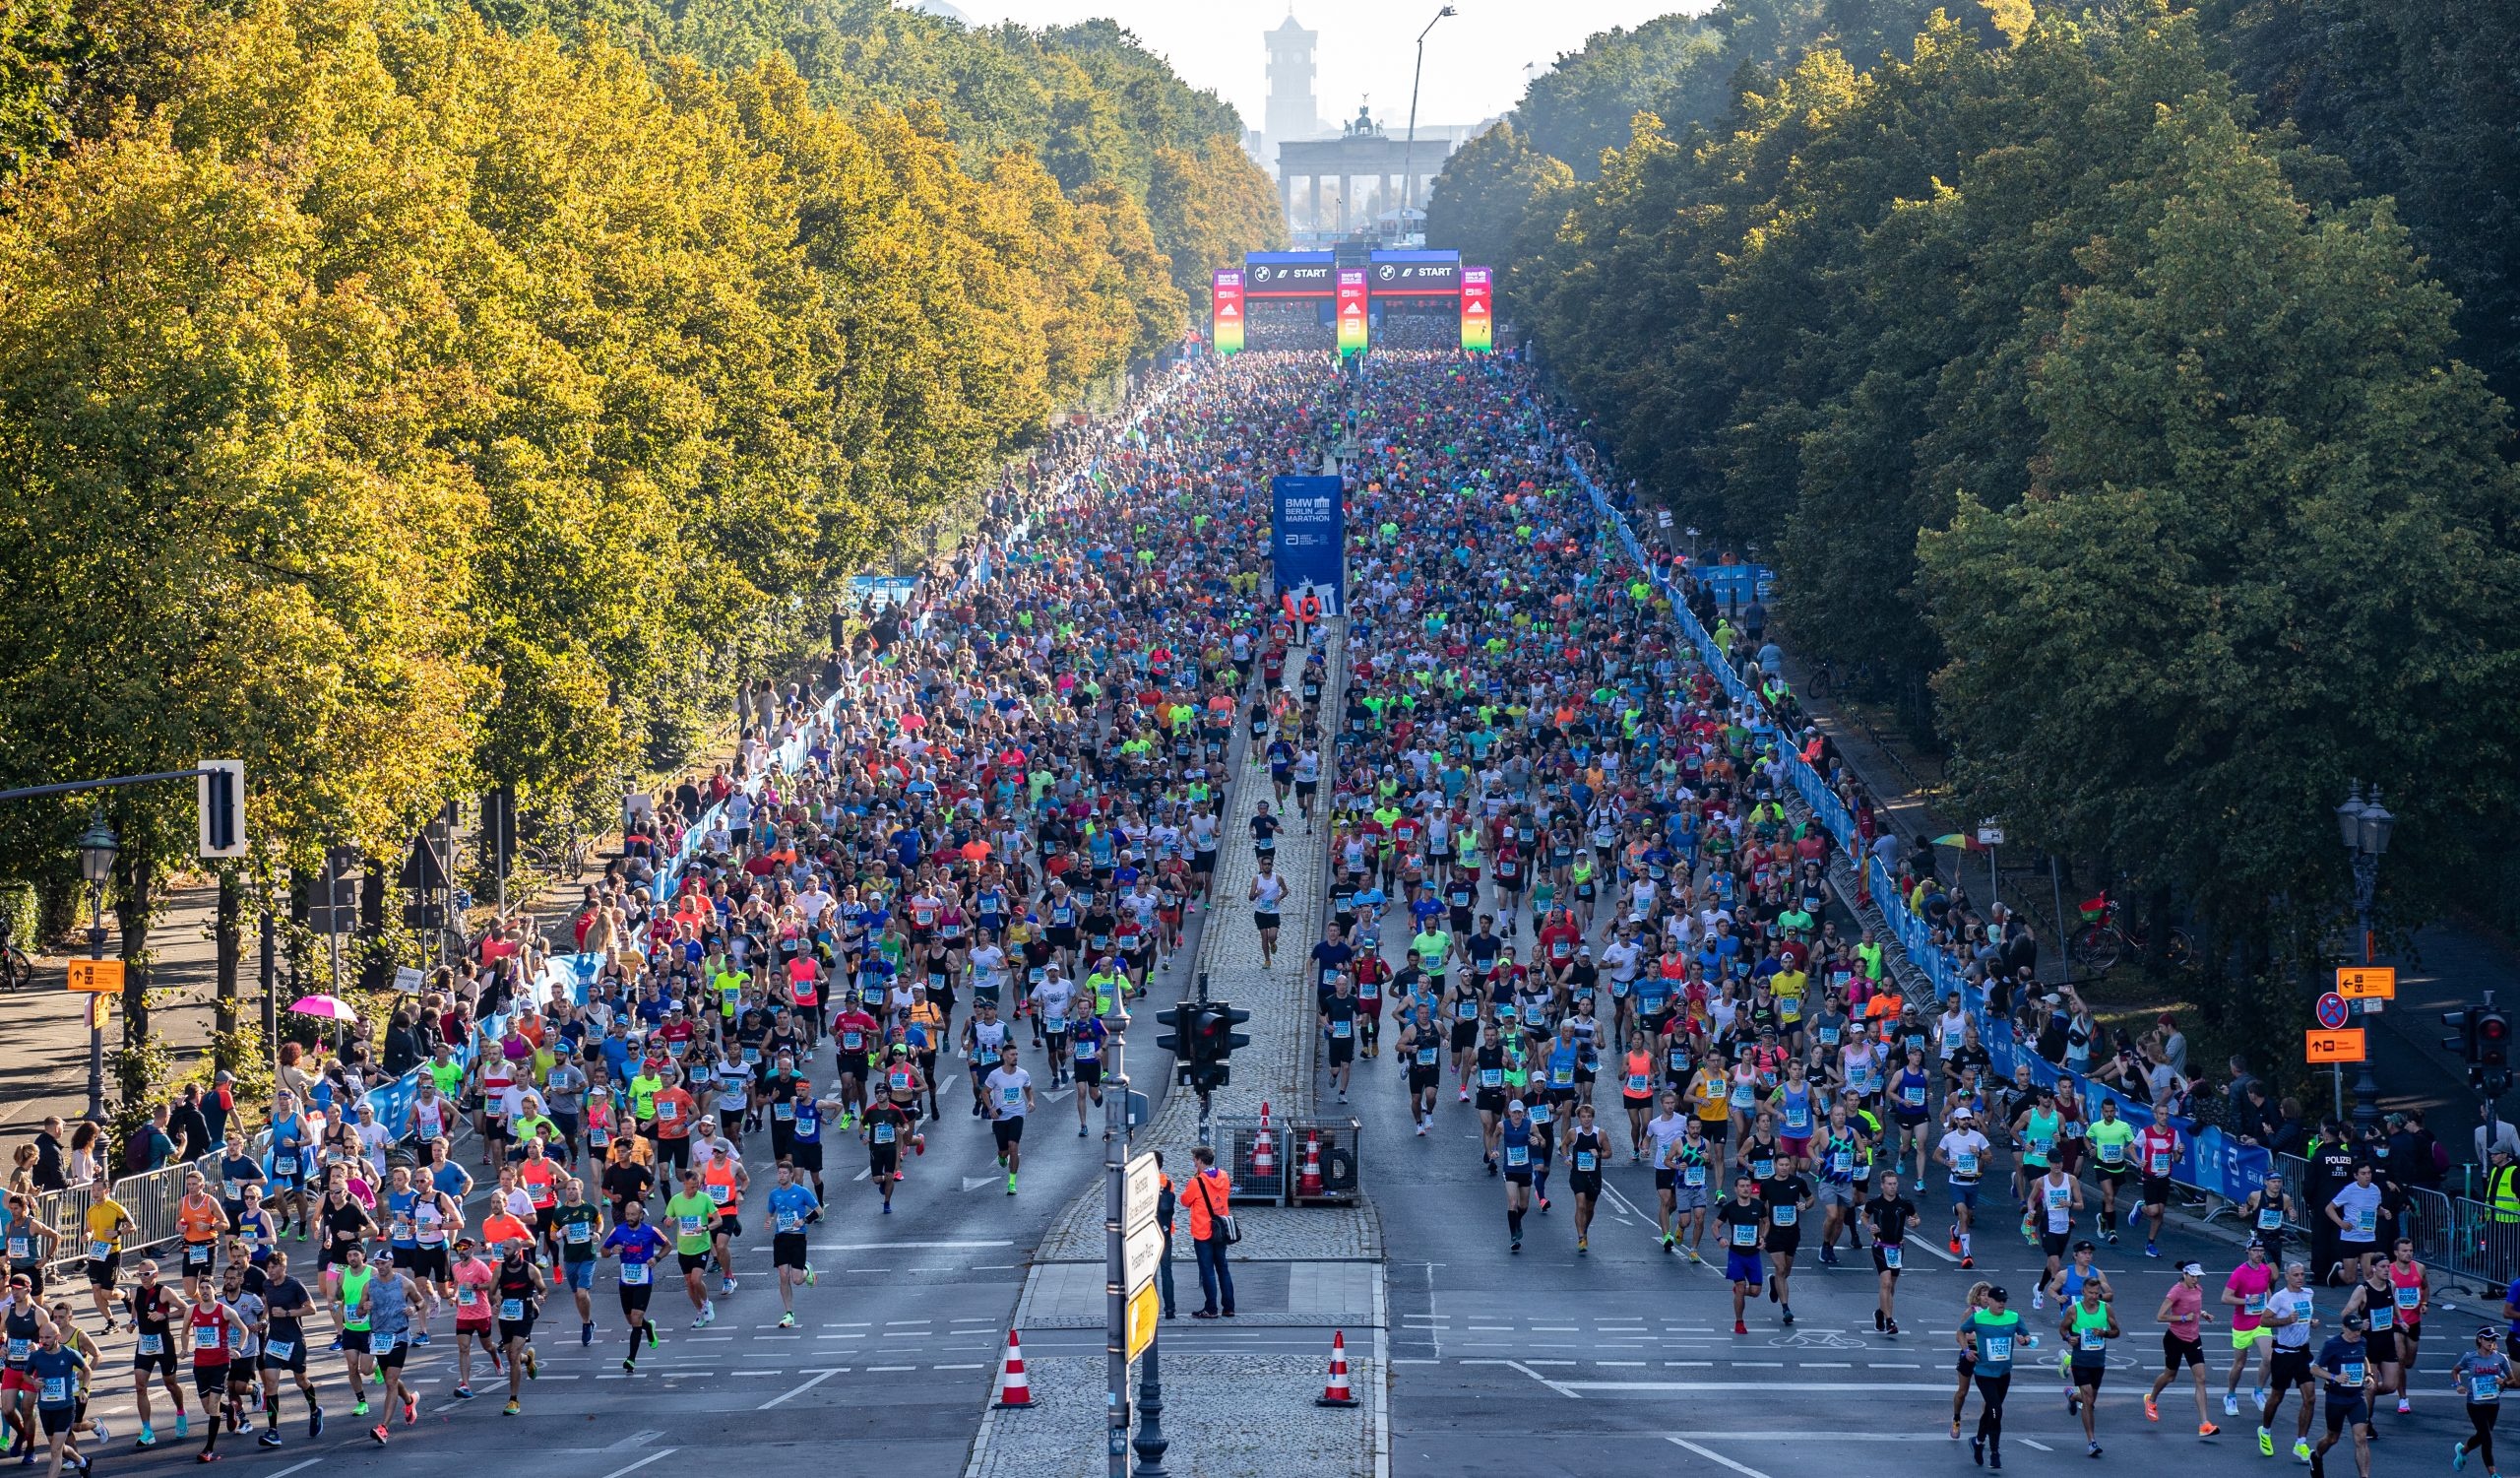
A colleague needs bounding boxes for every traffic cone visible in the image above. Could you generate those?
[1296,1129,1325,1198]
[1315,1330,1359,1407]
[992,1329,1032,1408]
[1253,1102,1276,1187]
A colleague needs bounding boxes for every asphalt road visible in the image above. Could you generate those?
[1335,898,2500,1478]
[55,936,1210,1478]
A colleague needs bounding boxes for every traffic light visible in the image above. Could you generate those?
[2482,1008,2512,1071]
[1178,1002,1252,1095]
[1155,1002,1190,1058]
[197,759,246,859]
[2446,1004,2481,1061]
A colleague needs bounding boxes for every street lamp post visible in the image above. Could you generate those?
[76,811,118,1125]
[2335,781,2394,1130]
[1398,6,1457,241]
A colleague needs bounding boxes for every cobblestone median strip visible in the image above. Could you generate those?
[966,1354,1378,1478]
[971,622,1386,1478]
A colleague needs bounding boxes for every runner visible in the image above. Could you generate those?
[2084,1098,2137,1243]
[183,1276,246,1462]
[1862,1171,1917,1335]
[360,1253,419,1445]
[2454,1324,2509,1474]
[1937,1108,1991,1269]
[1963,1285,2023,1469]
[123,1261,187,1447]
[2223,1240,2277,1417]
[447,1239,499,1400]
[2059,1277,2121,1456]
[23,1318,85,1478]
[2144,1258,2221,1437]
[1759,1154,1813,1325]
[661,1169,723,1328]
[2310,1312,2377,1478]
[1717,1176,1768,1336]
[765,1164,819,1326]
[2384,1237,2428,1415]
[2259,1259,2320,1461]
[491,1238,544,1416]
[551,1181,604,1347]
[975,1041,1031,1195]
[253,1249,322,1446]
[1564,1103,1606,1254]
[1499,1099,1536,1253]
[598,1202,668,1374]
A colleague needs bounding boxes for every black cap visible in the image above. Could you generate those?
[1986,1286,2009,1304]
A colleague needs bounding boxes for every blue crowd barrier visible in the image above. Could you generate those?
[1561,451,2268,1205]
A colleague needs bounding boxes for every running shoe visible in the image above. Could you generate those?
[2198,1422,2218,1438]
[1576,1239,1588,1254]
[2258,1427,2274,1455]
[309,1406,324,1438]
[2396,1398,2411,1415]
[352,1402,368,1418]
[176,1415,190,1439]
[1733,1320,1747,1335]
[256,1433,282,1449]
[2454,1441,2468,1470]
[2145,1396,2159,1423]
[779,1314,796,1328]
[503,1401,520,1416]
[137,1428,155,1448]
[2293,1439,2312,1461]
[582,1322,593,1347]
[525,1349,538,1380]
[371,1425,389,1446]
[451,1387,473,1401]
[1972,1436,1984,1466]
[2225,1393,2239,1417]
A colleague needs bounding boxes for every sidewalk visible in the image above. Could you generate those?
[967,623,1385,1478]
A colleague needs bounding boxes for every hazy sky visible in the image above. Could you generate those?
[945,1,1705,135]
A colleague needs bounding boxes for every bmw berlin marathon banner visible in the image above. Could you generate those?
[1270,475,1346,615]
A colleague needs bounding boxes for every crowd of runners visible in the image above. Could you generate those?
[0,348,2502,1475]
[0,349,1370,1471]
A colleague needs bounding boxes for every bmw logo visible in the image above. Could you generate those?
[1378,264,1396,280]
[1253,265,1273,283]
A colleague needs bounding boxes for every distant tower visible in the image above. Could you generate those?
[1265,11,1323,169]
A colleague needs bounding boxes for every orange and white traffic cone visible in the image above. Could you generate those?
[992,1329,1033,1408]
[1296,1129,1325,1198]
[1253,1102,1276,1187]
[1315,1329,1359,1407]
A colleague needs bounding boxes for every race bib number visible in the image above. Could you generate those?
[457,1289,480,1308]
[4,1338,25,1362]
[679,1215,704,1236]
[774,1103,794,1122]
[566,1221,594,1244]
[2245,1292,2268,1317]
[622,1263,651,1286]
[1684,1165,1707,1188]
[1954,1152,1979,1178]
[88,1240,111,1260]
[1505,1145,1529,1168]
[1575,1151,1598,1172]
[2395,1286,2421,1310]
[266,1340,295,1361]
[2079,1328,2105,1353]
[2343,1359,2366,1385]
[1984,1334,2013,1364]
[1882,1246,1902,1269]
[1904,1085,1926,1108]
[373,1331,399,1355]
[500,1298,525,1322]
[2477,1374,2503,1404]
[138,1333,163,1356]
[708,1183,732,1205]
[873,1124,897,1145]
[1481,1069,1502,1088]
[38,1377,66,1406]
[1732,1223,1757,1247]
[1331,1020,1352,1038]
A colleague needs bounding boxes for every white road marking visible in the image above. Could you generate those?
[1670,1438,1774,1478]
[263,1460,328,1478]
[757,1369,844,1409]
[1903,1231,1962,1263]
[2019,1440,2053,1452]
[597,1447,680,1478]
[815,1239,1013,1250]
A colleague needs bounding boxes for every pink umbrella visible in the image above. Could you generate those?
[288,994,360,1022]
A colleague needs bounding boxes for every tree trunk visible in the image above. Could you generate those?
[112,849,157,1121]
[215,869,240,1039]
[2143,885,2174,979]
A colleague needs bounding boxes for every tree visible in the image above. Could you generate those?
[1917,101,2520,966]
[1423,122,1576,320]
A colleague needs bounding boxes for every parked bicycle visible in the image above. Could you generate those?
[2068,888,2194,973]
[0,913,33,992]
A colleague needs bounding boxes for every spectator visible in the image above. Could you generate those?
[204,1070,233,1146]
[382,1007,421,1077]
[1184,1143,1235,1319]
[2479,1105,2520,1166]
[30,1117,66,1192]
[165,1085,211,1162]
[2234,1080,2282,1148]
[2387,1110,2443,1190]
[2150,1013,2190,1078]
[125,1106,176,1175]
[2267,1096,2306,1158]
[65,1122,102,1186]
[2223,1056,2260,1134]
[7,1144,35,1196]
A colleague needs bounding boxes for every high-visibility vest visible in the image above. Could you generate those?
[2491,1164,2520,1226]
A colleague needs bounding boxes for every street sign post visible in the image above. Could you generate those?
[1124,1223,1166,1291]
[1125,1152,1162,1230]
[2315,993,2351,1031]
[65,959,122,994]
[2337,966,2397,1000]
[2306,1028,2367,1064]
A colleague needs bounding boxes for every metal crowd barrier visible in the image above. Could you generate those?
[1215,1116,1287,1206]
[24,1151,223,1279]
[1282,1117,1362,1206]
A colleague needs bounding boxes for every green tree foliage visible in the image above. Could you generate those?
[1517,13,1721,173]
[1917,101,2520,952]
[2205,0,2520,411]
[1421,121,1574,320]
[0,0,1281,1111]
